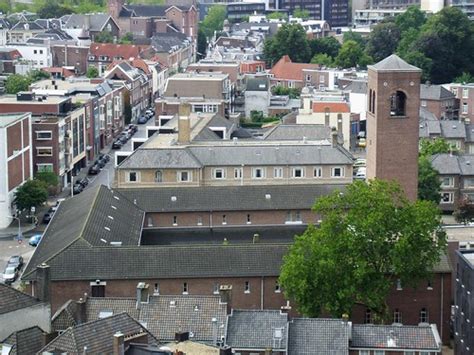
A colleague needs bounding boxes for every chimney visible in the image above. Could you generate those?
[178,103,191,145]
[219,346,232,355]
[84,14,91,31]
[219,285,232,314]
[76,295,88,324]
[175,331,189,342]
[280,300,292,316]
[331,127,338,148]
[136,282,149,309]
[113,332,125,355]
[36,263,50,303]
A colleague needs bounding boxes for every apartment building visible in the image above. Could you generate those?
[156,73,232,117]
[0,93,86,187]
[450,83,474,122]
[0,113,32,228]
[420,83,459,120]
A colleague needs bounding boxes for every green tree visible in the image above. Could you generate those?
[5,74,31,94]
[395,5,426,34]
[309,36,341,59]
[35,0,72,18]
[75,0,105,13]
[366,21,401,63]
[455,72,474,84]
[0,0,11,14]
[343,30,366,48]
[267,11,288,20]
[280,179,446,319]
[86,66,99,78]
[418,156,441,203]
[35,171,59,195]
[264,23,311,66]
[118,32,133,44]
[335,40,372,68]
[419,137,455,157]
[311,53,333,66]
[29,69,50,82]
[293,7,310,19]
[272,85,301,98]
[454,198,474,224]
[94,31,114,43]
[14,180,48,211]
[201,5,226,38]
[197,28,207,60]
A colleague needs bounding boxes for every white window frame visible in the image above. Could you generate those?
[244,281,250,293]
[274,167,283,179]
[314,167,322,178]
[154,282,160,295]
[173,215,178,226]
[463,103,468,114]
[440,192,454,204]
[234,167,243,179]
[291,167,305,178]
[421,100,427,107]
[127,171,140,183]
[441,176,454,188]
[213,168,226,180]
[155,170,163,183]
[182,282,188,295]
[177,170,192,182]
[37,163,53,172]
[305,74,311,82]
[419,308,429,323]
[252,167,265,179]
[36,131,52,140]
[393,309,402,324]
[331,167,345,178]
[319,75,325,83]
[463,88,468,99]
[36,147,53,156]
[213,283,219,294]
[275,281,281,293]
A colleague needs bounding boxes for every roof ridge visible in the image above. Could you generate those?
[78,185,103,240]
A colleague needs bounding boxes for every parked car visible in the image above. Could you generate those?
[128,124,138,134]
[98,154,110,163]
[88,164,100,175]
[7,255,23,271]
[73,183,83,195]
[77,177,89,188]
[112,140,123,149]
[137,116,147,124]
[354,158,366,168]
[358,138,367,148]
[42,212,54,224]
[29,234,42,247]
[354,167,366,180]
[3,266,18,284]
[95,158,106,168]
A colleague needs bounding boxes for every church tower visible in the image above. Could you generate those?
[366,54,421,201]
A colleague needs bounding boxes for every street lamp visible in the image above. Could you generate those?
[7,215,22,242]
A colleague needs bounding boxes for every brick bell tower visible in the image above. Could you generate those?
[366,54,422,201]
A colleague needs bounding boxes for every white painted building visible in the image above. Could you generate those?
[8,44,52,70]
[0,113,33,228]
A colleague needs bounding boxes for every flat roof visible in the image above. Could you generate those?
[0,95,69,105]
[170,73,228,81]
[0,113,29,127]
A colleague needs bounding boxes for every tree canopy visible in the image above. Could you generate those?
[5,75,31,94]
[94,31,114,43]
[366,20,400,62]
[86,66,99,78]
[200,5,226,38]
[454,198,474,224]
[263,23,311,66]
[419,137,456,156]
[418,156,441,204]
[309,36,341,59]
[335,40,372,69]
[14,180,48,211]
[197,28,207,60]
[280,179,446,319]
[267,12,288,20]
[293,7,310,20]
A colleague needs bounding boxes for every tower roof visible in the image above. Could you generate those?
[368,54,421,72]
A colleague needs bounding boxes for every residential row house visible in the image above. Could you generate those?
[108,0,198,40]
[149,32,194,71]
[450,82,474,123]
[420,83,459,120]
[0,113,32,228]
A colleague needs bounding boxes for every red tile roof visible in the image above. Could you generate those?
[313,102,350,113]
[106,58,152,74]
[270,55,320,81]
[89,43,149,60]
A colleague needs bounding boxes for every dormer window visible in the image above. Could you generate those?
[390,91,406,117]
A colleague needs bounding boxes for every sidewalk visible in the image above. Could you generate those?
[0,223,38,239]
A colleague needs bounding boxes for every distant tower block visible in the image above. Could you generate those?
[366,54,422,201]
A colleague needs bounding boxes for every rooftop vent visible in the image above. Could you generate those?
[108,215,114,220]
[104,226,111,231]
[171,196,177,202]
[169,300,177,307]
[110,241,122,246]
[100,238,107,243]
[111,205,117,210]
[194,305,200,311]
[265,194,271,200]
[114,196,120,200]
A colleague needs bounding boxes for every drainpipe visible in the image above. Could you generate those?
[440,274,444,343]
[260,277,264,310]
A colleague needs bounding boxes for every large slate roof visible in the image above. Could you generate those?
[39,313,158,354]
[118,148,202,169]
[226,310,288,350]
[430,153,474,176]
[22,185,144,280]
[1,326,46,355]
[117,184,345,212]
[263,124,334,141]
[420,84,455,101]
[350,324,441,351]
[288,318,350,355]
[0,283,44,315]
[64,14,113,31]
[369,54,421,72]
[150,32,190,52]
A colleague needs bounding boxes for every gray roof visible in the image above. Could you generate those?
[64,14,113,31]
[85,297,140,322]
[150,32,189,53]
[343,79,367,94]
[1,326,46,355]
[121,4,190,18]
[23,185,144,280]
[465,124,474,143]
[0,283,44,315]
[350,324,441,351]
[263,124,334,141]
[226,310,288,350]
[246,77,269,91]
[439,120,466,139]
[117,184,345,212]
[368,54,421,72]
[193,114,236,141]
[430,153,474,176]
[10,21,43,31]
[420,84,455,101]
[119,148,202,169]
[51,299,80,332]
[288,318,350,355]
[39,313,158,354]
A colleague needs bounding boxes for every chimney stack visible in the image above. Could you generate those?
[136,282,149,309]
[219,285,232,314]
[178,103,191,145]
[331,127,338,148]
[77,295,88,324]
[36,263,51,303]
[280,300,292,316]
[113,332,124,355]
